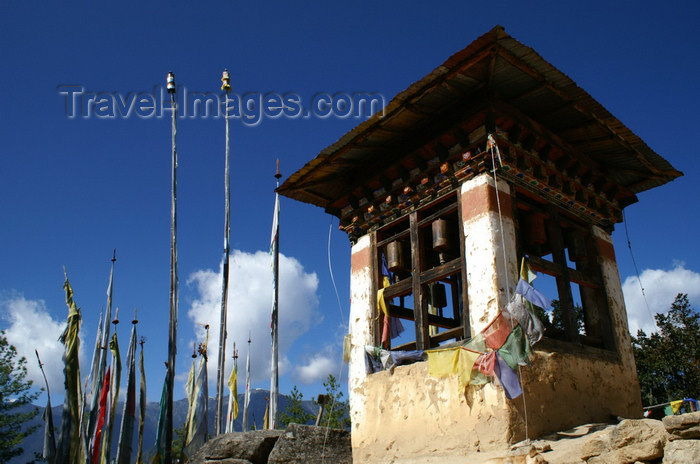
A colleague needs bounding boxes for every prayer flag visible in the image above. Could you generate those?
[505,293,544,346]
[427,347,480,391]
[56,274,83,464]
[494,352,522,400]
[87,260,116,464]
[474,351,496,377]
[464,333,486,353]
[225,363,238,433]
[263,401,270,430]
[100,332,121,464]
[497,325,531,370]
[115,323,138,464]
[482,312,513,350]
[515,279,552,310]
[671,400,683,414]
[92,367,110,464]
[151,373,168,464]
[242,345,251,431]
[42,396,56,464]
[136,341,146,464]
[183,359,196,442]
[520,257,537,283]
[269,190,280,429]
[182,356,209,461]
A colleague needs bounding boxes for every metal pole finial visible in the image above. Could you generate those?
[167,71,176,94]
[221,69,231,92]
[275,159,282,180]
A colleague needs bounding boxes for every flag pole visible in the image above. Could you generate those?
[86,251,116,462]
[242,334,251,431]
[270,160,281,429]
[225,341,238,433]
[215,69,232,436]
[36,349,56,464]
[165,70,178,464]
[135,336,146,464]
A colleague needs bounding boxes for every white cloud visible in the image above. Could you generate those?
[622,263,700,335]
[0,294,67,395]
[187,249,320,388]
[294,351,338,385]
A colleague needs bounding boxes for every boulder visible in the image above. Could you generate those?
[579,428,613,460]
[663,439,700,464]
[586,419,667,464]
[189,430,284,464]
[662,411,700,440]
[267,424,352,464]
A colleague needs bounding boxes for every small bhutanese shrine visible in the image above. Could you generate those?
[278,26,681,463]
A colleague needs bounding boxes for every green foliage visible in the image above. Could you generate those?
[0,330,40,462]
[318,374,349,430]
[632,294,700,406]
[279,386,313,428]
[534,299,585,335]
[172,423,187,461]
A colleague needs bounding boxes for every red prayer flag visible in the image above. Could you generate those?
[474,351,496,376]
[92,366,110,464]
[482,312,513,350]
[381,314,390,348]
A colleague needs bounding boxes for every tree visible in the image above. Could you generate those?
[632,293,700,406]
[279,386,313,427]
[531,299,585,335]
[317,374,349,430]
[0,330,40,461]
[172,423,187,461]
[279,386,313,428]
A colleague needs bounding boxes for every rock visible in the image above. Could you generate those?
[579,428,612,460]
[189,430,284,464]
[663,439,700,464]
[586,419,667,464]
[267,424,352,464]
[205,460,254,464]
[662,411,700,439]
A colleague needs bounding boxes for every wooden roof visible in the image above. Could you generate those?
[279,26,681,229]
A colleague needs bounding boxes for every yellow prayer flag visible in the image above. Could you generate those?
[671,400,683,414]
[376,276,391,320]
[520,257,537,284]
[427,347,481,392]
[228,366,238,420]
[263,401,270,429]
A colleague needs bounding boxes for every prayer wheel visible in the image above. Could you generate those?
[432,219,450,264]
[430,282,447,309]
[386,241,407,273]
[525,212,547,247]
[566,230,587,262]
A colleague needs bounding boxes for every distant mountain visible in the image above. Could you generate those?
[10,389,319,464]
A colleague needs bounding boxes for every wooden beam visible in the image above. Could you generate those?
[457,189,471,339]
[410,212,429,350]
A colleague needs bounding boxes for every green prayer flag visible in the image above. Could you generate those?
[497,324,531,370]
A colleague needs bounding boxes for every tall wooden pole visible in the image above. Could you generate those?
[215,69,232,435]
[165,70,178,464]
[270,161,281,429]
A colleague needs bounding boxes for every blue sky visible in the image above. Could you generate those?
[1,1,699,407]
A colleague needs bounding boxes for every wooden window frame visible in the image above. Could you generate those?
[373,193,471,351]
[513,190,616,351]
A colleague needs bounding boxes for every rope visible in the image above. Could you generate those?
[622,210,655,326]
[321,216,349,462]
[488,134,529,443]
[328,217,348,331]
